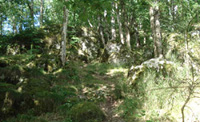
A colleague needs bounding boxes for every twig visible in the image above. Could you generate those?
[181,89,191,122]
[149,85,200,91]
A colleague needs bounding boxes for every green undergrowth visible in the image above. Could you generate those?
[0,54,129,122]
[3,53,194,122]
[70,102,106,122]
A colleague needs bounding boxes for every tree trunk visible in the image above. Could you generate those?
[116,3,124,45]
[125,14,131,49]
[98,16,105,47]
[154,4,162,56]
[12,16,17,34]
[149,6,157,57]
[111,2,116,40]
[135,27,140,47]
[61,5,69,66]
[103,9,110,43]
[125,25,131,50]
[149,1,162,57]
[171,0,175,21]
[40,0,44,28]
[0,13,3,35]
[19,6,23,32]
[27,0,34,28]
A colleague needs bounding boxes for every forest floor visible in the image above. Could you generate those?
[0,55,130,122]
[94,73,125,122]
[79,63,128,122]
[34,62,128,122]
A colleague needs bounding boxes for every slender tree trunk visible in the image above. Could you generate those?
[135,27,140,47]
[196,0,199,37]
[61,5,69,66]
[111,2,116,40]
[0,13,3,35]
[154,3,162,56]
[98,16,105,47]
[40,0,44,28]
[19,6,23,32]
[125,14,131,49]
[123,2,131,50]
[149,1,162,57]
[150,6,157,57]
[103,9,110,43]
[181,87,191,122]
[171,0,175,21]
[116,3,124,45]
[125,26,131,50]
[12,16,17,34]
[27,0,34,28]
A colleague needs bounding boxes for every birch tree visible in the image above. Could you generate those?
[61,0,69,66]
[40,0,44,28]
[149,1,162,57]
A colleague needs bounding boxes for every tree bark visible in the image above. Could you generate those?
[125,15,131,49]
[154,4,162,56]
[61,5,69,66]
[171,0,175,21]
[12,16,17,34]
[150,6,157,57]
[135,27,140,47]
[98,16,105,47]
[27,0,34,28]
[40,0,44,28]
[0,13,3,35]
[19,5,23,32]
[116,3,124,45]
[125,25,131,50]
[149,1,162,57]
[111,2,116,40]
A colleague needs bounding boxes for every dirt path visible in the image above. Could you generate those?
[101,98,125,122]
[93,73,125,122]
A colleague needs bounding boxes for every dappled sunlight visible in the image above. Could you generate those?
[183,97,200,122]
[106,67,128,77]
[1,0,200,121]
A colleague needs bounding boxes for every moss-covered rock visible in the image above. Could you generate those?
[128,56,174,85]
[70,102,105,122]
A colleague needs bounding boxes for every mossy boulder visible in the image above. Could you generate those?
[70,102,105,122]
[128,56,174,85]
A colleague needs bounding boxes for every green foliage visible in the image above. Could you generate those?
[118,97,140,122]
[0,28,45,55]
[4,114,47,122]
[13,28,45,51]
[56,63,80,83]
[70,102,105,122]
[1,0,200,121]
[113,84,123,99]
[0,83,17,93]
[0,36,12,54]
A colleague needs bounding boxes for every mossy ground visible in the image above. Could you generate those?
[0,54,128,122]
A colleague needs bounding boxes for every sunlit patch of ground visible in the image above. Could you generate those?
[106,67,128,77]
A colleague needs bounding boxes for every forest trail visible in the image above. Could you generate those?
[89,71,126,122]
